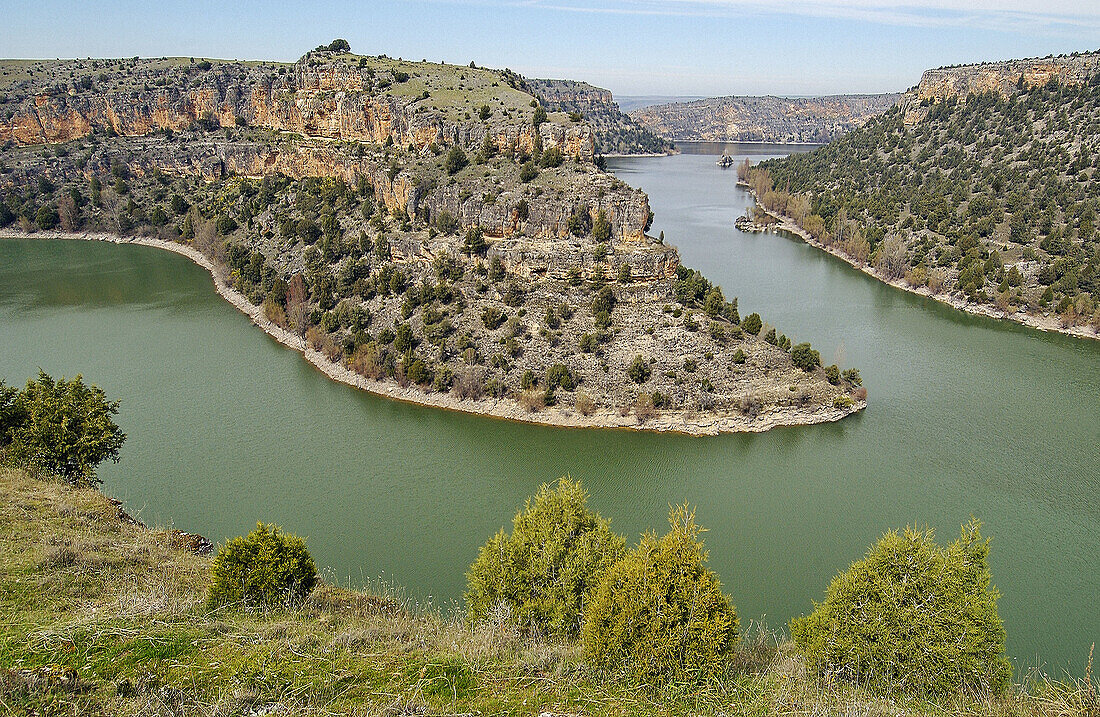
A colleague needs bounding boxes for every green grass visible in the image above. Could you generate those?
[0,465,1095,716]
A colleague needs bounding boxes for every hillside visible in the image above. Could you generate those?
[0,45,864,433]
[630,93,900,143]
[527,78,673,155]
[1,466,1092,715]
[744,50,1100,338]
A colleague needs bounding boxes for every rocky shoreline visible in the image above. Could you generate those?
[2,229,865,436]
[738,183,1100,343]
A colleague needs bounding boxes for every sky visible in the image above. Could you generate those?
[1,0,1098,97]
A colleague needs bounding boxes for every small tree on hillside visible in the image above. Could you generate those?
[790,342,821,371]
[0,372,125,485]
[208,522,317,610]
[444,146,469,176]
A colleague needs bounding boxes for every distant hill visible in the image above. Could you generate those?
[616,95,706,113]
[744,50,1100,338]
[528,78,673,155]
[631,94,900,144]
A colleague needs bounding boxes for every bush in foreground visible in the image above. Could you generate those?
[582,505,739,685]
[791,520,1011,695]
[0,371,125,485]
[208,522,317,610]
[465,477,625,638]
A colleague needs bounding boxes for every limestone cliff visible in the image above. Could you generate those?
[527,78,672,155]
[899,50,1100,123]
[0,53,594,160]
[630,94,900,143]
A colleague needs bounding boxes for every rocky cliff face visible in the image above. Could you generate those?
[0,55,595,160]
[528,78,672,155]
[630,94,900,143]
[912,51,1100,101]
[899,50,1100,123]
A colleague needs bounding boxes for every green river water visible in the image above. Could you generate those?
[0,143,1096,673]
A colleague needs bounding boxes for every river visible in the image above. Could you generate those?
[0,142,1096,673]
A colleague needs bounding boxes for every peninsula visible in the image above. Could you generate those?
[0,43,864,434]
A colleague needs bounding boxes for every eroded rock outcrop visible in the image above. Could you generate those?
[899,50,1100,123]
[630,94,900,144]
[0,55,595,160]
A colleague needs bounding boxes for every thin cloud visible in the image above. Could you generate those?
[451,0,1100,32]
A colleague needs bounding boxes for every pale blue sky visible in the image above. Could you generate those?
[2,0,1097,97]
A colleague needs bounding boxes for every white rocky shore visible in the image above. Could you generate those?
[3,229,866,435]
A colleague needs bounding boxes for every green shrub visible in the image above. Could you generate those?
[546,363,575,391]
[0,372,125,485]
[519,161,539,183]
[207,522,317,610]
[824,364,840,384]
[593,211,611,242]
[540,146,564,168]
[627,355,651,383]
[444,146,468,175]
[791,521,1011,695]
[582,506,739,684]
[790,343,821,371]
[465,477,625,638]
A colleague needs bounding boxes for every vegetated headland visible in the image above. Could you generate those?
[0,42,865,434]
[738,50,1100,341]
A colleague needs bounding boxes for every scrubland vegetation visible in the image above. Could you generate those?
[741,75,1100,335]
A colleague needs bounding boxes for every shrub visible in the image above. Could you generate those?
[406,358,429,385]
[546,363,575,391]
[592,211,611,242]
[627,355,651,383]
[741,313,762,335]
[633,392,656,423]
[790,343,821,371]
[540,146,563,168]
[575,391,596,415]
[462,226,487,256]
[444,146,468,175]
[517,388,544,412]
[568,205,592,236]
[519,161,539,183]
[582,506,739,684]
[482,306,506,330]
[791,521,1011,695]
[824,364,840,384]
[1,372,125,485]
[207,522,317,610]
[465,478,625,638]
